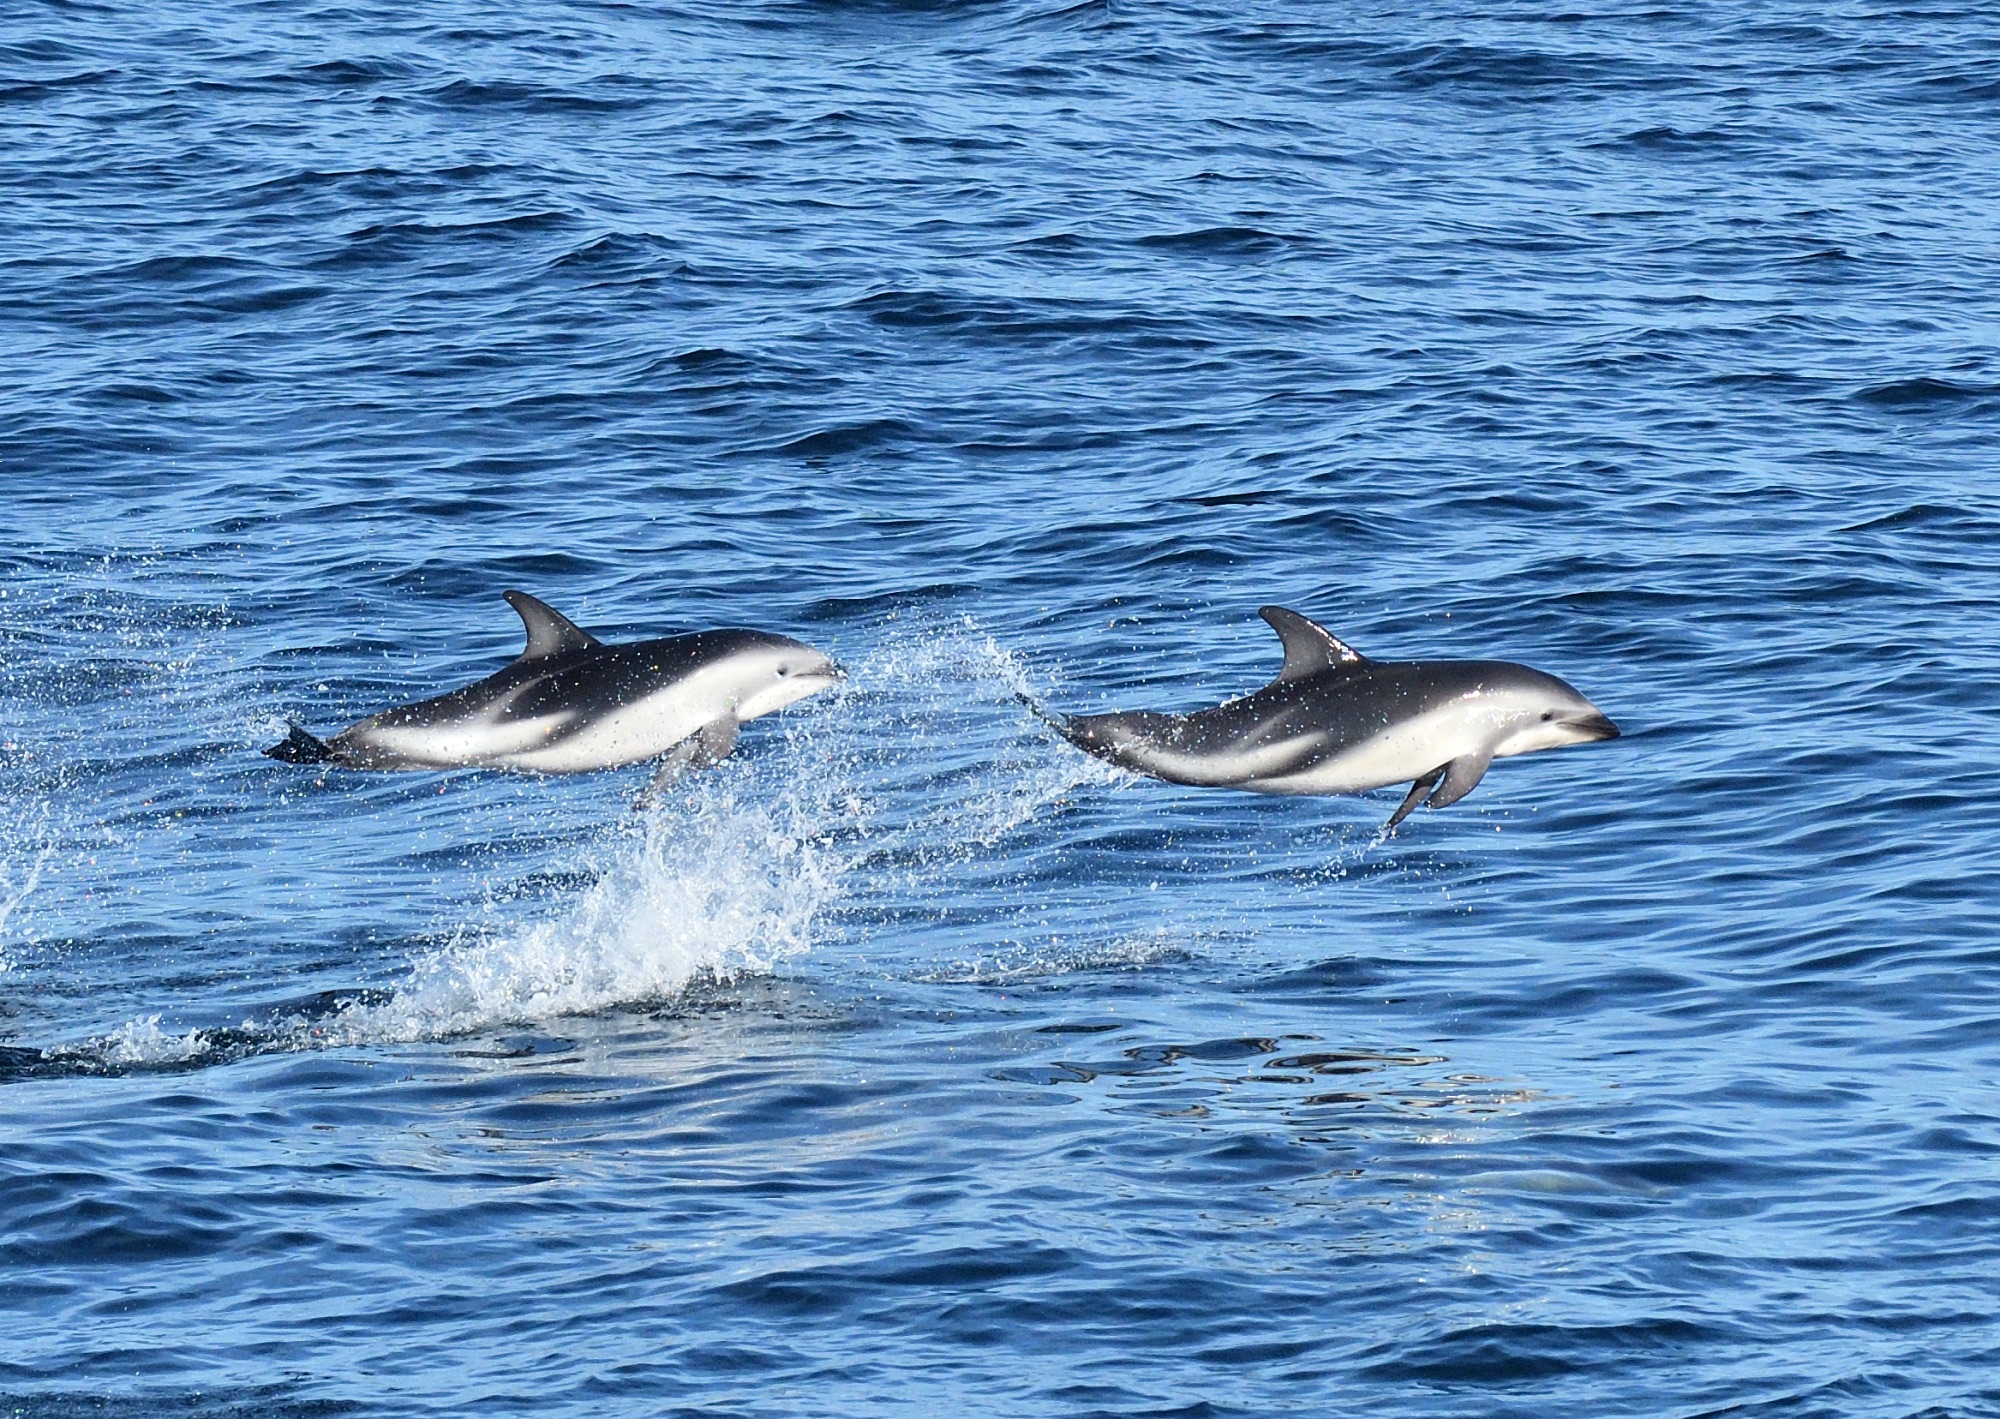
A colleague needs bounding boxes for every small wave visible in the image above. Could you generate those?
[1588,124,1742,152]
[843,286,1182,343]
[299,56,421,87]
[1839,503,1979,534]
[0,68,120,103]
[420,77,649,114]
[1008,231,1093,256]
[848,287,1017,330]
[765,418,920,458]
[1134,226,1303,257]
[104,253,259,286]
[912,933,1192,986]
[1390,41,1629,97]
[1899,68,2000,105]
[1855,376,1999,410]
[659,346,752,373]
[322,211,576,269]
[1177,488,1277,508]
[549,231,688,277]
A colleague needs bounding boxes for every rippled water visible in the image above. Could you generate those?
[6,2,2000,1415]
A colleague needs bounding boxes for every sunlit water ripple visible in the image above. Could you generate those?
[4,2,1999,1415]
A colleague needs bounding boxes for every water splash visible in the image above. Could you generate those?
[319,773,842,1047]
[97,1012,212,1066]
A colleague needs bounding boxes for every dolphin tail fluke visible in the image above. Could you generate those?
[631,717,742,811]
[1014,691,1086,746]
[0,1044,47,1073]
[1427,752,1492,810]
[264,721,334,764]
[1384,753,1494,831]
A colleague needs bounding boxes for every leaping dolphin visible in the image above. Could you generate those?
[265,591,844,783]
[1030,606,1619,830]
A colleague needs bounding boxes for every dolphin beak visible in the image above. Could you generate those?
[1567,710,1621,741]
[826,662,849,682]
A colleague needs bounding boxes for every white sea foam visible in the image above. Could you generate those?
[97,1012,211,1065]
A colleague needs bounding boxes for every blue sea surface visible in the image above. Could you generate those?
[5,2,2000,1414]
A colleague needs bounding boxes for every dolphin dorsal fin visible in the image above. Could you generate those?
[1260,605,1367,681]
[503,590,601,661]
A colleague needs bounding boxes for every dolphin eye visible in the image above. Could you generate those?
[777,665,792,677]
[1541,711,1554,721]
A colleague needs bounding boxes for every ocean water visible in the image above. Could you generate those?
[5,1,2000,1414]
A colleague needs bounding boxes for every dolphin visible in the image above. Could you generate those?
[1031,606,1619,829]
[265,591,844,783]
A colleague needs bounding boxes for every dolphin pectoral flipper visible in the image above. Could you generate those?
[635,716,741,803]
[1386,766,1446,831]
[658,716,739,778]
[1426,752,1492,811]
[694,714,740,766]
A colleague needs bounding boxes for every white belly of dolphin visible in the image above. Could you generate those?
[1240,701,1497,796]
[341,664,748,773]
[498,697,718,773]
[355,713,575,769]
[1125,734,1317,787]
[492,663,747,773]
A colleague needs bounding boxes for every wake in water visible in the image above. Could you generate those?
[27,621,1112,1074]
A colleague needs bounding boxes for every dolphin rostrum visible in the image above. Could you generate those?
[265,591,844,784]
[1031,606,1619,830]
